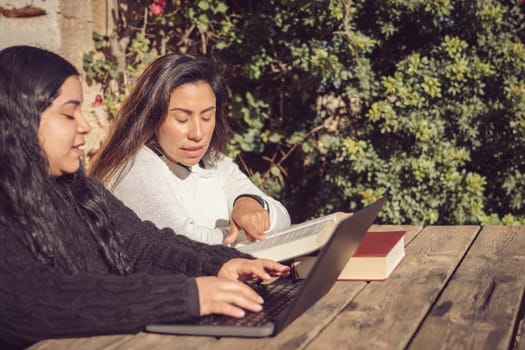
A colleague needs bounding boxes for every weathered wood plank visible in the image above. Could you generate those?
[409,226,525,350]
[113,332,218,350]
[28,334,135,350]
[306,225,481,350]
[28,332,218,350]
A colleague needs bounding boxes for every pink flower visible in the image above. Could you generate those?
[151,3,163,16]
[151,0,167,16]
[92,94,104,107]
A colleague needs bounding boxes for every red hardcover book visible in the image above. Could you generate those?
[294,231,406,281]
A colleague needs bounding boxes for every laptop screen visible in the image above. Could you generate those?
[275,197,386,331]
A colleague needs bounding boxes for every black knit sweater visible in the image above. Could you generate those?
[0,183,249,349]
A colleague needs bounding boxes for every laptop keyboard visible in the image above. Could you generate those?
[196,278,301,327]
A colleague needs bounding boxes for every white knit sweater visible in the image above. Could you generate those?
[108,146,291,244]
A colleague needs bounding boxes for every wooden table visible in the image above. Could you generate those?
[30,225,525,350]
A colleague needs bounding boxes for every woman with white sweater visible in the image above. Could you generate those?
[90,54,291,245]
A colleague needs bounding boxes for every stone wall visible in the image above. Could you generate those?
[0,0,112,161]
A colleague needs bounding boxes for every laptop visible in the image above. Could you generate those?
[145,197,386,338]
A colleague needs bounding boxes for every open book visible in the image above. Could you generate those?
[235,212,350,261]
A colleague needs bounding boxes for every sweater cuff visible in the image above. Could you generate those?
[201,245,254,276]
[233,194,269,213]
[185,277,200,317]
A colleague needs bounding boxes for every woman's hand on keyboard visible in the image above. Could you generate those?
[196,259,290,318]
[218,258,290,282]
[195,276,264,318]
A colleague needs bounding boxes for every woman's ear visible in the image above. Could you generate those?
[37,127,45,147]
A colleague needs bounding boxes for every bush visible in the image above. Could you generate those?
[84,0,525,225]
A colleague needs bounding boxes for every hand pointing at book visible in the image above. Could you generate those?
[225,196,270,244]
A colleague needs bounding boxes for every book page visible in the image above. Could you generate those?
[236,212,350,261]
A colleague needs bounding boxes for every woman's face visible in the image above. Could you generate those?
[38,76,91,176]
[156,80,216,167]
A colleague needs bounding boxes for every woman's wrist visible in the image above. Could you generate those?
[233,194,269,212]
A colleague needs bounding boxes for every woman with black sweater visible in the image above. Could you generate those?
[0,45,289,349]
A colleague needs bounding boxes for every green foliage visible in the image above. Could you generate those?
[83,0,525,225]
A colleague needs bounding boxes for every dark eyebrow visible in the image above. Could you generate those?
[169,106,216,114]
[60,99,82,107]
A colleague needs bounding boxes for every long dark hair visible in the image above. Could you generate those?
[0,46,129,274]
[90,53,229,185]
